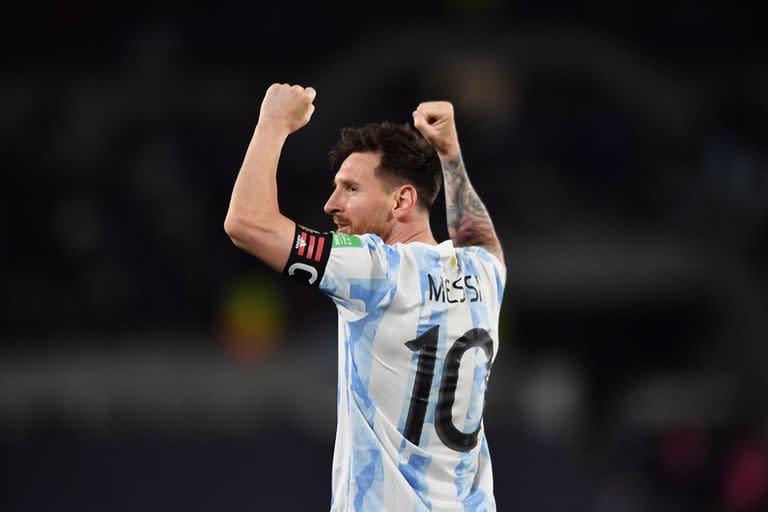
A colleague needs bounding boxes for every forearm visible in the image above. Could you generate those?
[440,152,504,261]
[225,123,288,227]
[224,122,296,271]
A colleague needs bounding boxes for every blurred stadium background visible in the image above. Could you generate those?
[2,2,766,511]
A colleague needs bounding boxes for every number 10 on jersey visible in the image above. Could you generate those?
[403,326,494,452]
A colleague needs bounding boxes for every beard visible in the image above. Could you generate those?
[334,213,390,237]
[333,216,352,234]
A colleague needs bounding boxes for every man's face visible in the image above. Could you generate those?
[324,152,393,236]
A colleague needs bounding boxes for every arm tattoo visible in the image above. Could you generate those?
[442,154,503,260]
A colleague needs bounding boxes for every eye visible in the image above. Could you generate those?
[346,185,356,192]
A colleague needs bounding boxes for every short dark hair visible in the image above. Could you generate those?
[329,122,442,211]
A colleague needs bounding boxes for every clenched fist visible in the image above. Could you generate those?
[412,101,460,158]
[259,83,316,135]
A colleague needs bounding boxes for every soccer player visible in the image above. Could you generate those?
[224,83,506,511]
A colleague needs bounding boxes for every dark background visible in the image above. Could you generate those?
[2,2,767,511]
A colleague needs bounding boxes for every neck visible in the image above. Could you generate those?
[383,220,438,246]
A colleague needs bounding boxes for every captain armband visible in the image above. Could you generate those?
[282,224,332,287]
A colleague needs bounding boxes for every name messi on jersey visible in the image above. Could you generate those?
[428,274,483,303]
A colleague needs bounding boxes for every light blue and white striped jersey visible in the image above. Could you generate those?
[318,231,506,512]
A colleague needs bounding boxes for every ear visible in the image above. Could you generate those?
[392,184,418,219]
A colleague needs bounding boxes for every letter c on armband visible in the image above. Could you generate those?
[287,262,318,285]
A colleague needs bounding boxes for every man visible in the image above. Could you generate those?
[225,83,506,511]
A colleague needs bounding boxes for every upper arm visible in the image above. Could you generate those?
[225,216,398,310]
[452,214,505,271]
[224,213,295,272]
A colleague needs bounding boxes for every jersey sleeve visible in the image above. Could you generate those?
[481,248,507,287]
[466,246,507,310]
[281,224,398,313]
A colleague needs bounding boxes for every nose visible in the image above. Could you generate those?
[324,189,343,216]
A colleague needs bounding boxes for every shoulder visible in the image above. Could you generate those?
[319,232,402,311]
[330,231,385,250]
[457,245,507,281]
[326,232,403,272]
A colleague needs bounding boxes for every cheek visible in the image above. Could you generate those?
[349,193,389,227]
[367,198,391,227]
[349,194,370,215]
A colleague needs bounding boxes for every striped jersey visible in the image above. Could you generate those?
[283,227,506,511]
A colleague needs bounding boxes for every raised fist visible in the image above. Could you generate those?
[412,101,460,158]
[259,83,316,135]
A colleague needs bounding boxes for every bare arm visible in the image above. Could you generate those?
[224,83,316,271]
[440,152,504,263]
[413,102,504,266]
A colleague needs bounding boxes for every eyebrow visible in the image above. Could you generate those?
[332,177,359,188]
